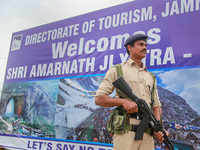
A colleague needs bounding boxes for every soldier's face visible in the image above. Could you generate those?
[128,40,147,59]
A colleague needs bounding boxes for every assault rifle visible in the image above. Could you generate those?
[113,77,174,150]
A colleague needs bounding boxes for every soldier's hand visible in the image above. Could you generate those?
[122,99,138,113]
[154,131,164,143]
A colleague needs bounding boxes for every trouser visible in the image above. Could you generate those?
[113,118,154,150]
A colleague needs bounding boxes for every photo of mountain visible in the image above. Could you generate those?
[0,80,58,137]
[0,67,199,149]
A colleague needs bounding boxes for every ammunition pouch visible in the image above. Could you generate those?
[107,107,130,134]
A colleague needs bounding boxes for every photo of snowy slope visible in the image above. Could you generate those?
[54,77,102,140]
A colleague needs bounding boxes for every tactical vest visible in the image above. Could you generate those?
[106,64,156,134]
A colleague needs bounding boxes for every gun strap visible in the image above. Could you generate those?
[150,73,155,108]
[116,64,127,98]
[116,64,123,78]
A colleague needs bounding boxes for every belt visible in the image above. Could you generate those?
[129,113,138,119]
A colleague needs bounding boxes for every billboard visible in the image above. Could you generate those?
[1,0,200,149]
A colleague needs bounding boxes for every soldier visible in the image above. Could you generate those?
[95,34,164,150]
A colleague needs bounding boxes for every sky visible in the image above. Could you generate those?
[0,0,134,94]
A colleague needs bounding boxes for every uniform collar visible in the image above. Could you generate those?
[127,58,146,71]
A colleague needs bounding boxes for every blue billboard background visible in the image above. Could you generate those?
[1,0,200,149]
